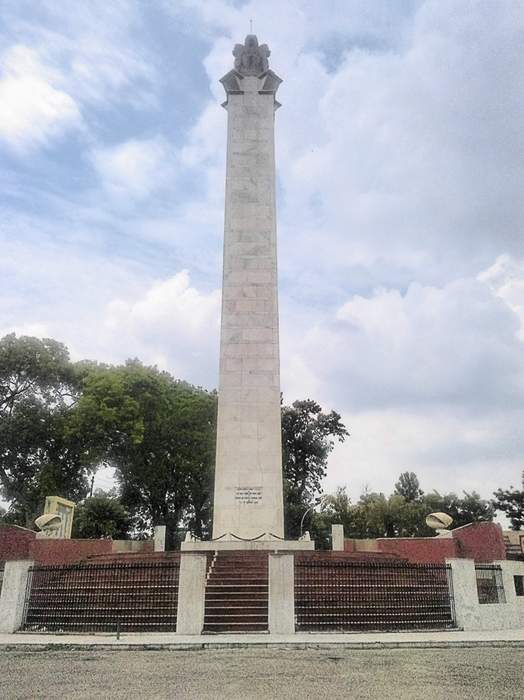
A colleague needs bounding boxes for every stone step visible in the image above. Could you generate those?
[205,602,267,611]
[209,567,267,575]
[205,595,268,604]
[204,616,268,625]
[203,622,269,632]
[206,586,268,595]
[207,577,268,585]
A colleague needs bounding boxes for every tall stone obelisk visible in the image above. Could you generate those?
[212,36,284,540]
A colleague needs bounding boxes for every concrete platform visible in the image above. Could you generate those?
[2,628,523,651]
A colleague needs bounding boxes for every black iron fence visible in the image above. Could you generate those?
[295,560,456,631]
[21,561,180,633]
[475,565,506,604]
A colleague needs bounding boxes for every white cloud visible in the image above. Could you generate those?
[90,138,172,199]
[325,406,524,503]
[479,255,524,341]
[293,275,524,412]
[102,271,221,384]
[0,45,81,151]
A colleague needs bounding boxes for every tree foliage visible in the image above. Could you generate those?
[394,471,423,502]
[74,360,216,547]
[493,472,524,530]
[281,399,349,538]
[0,334,98,527]
[72,491,131,539]
[311,478,495,546]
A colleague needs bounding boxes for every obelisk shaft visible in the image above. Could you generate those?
[212,42,284,539]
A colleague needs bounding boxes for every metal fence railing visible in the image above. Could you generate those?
[295,560,456,631]
[475,565,506,604]
[21,561,180,633]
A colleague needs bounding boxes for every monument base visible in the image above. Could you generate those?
[181,539,315,552]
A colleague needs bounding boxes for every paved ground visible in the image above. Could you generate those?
[2,627,523,649]
[1,647,523,700]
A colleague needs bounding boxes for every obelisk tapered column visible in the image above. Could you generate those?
[212,36,284,539]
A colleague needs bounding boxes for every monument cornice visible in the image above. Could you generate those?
[220,68,283,109]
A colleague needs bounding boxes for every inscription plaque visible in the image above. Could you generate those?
[235,487,263,504]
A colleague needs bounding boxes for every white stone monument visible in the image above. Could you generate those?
[182,36,313,551]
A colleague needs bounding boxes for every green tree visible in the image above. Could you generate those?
[493,472,524,530]
[281,399,349,538]
[422,490,494,530]
[394,471,423,502]
[0,334,98,527]
[72,491,131,539]
[75,361,216,547]
[347,491,425,538]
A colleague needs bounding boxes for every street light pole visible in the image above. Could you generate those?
[299,495,328,538]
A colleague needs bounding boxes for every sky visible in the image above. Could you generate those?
[1,0,523,507]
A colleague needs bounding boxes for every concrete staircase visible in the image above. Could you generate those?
[203,551,269,633]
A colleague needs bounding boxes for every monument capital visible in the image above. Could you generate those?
[221,35,282,106]
[233,34,270,76]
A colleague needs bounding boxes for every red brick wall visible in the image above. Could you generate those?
[29,539,113,565]
[376,537,458,563]
[0,524,36,561]
[451,522,506,562]
[342,522,506,564]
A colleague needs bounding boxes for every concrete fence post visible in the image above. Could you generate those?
[269,552,295,634]
[497,560,518,604]
[153,526,166,552]
[176,552,207,635]
[447,558,480,631]
[0,560,33,633]
[331,524,344,551]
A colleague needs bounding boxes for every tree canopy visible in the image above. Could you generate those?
[310,478,495,547]
[73,360,216,547]
[493,472,524,530]
[281,399,349,538]
[0,334,98,527]
[72,491,131,539]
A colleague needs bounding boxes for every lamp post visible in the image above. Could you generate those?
[299,495,329,538]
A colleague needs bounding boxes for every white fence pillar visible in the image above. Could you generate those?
[0,560,33,633]
[153,525,166,552]
[331,524,344,551]
[269,553,295,634]
[176,552,207,634]
[447,558,480,630]
[447,558,524,631]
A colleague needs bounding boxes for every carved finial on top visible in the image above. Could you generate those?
[233,35,270,76]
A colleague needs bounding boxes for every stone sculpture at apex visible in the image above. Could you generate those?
[233,34,270,75]
[182,36,313,551]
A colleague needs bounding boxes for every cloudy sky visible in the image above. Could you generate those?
[1,0,523,505]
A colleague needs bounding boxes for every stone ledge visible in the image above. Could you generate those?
[181,539,315,551]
